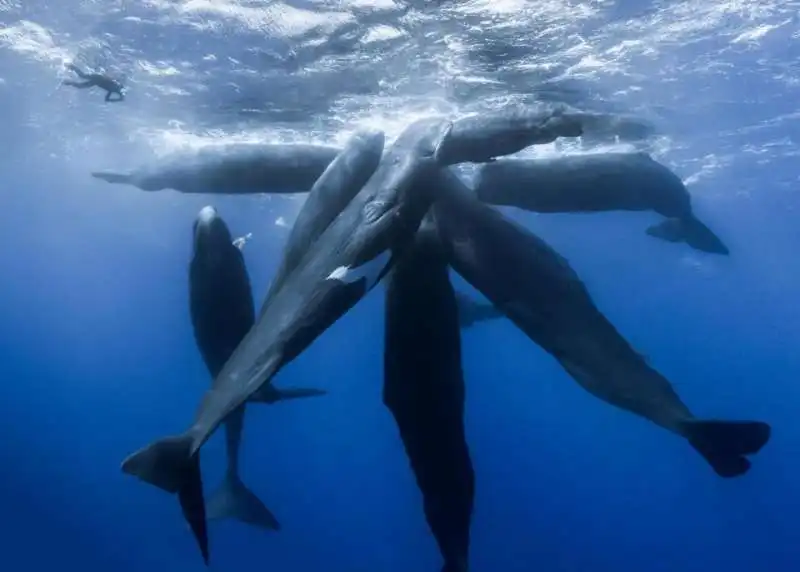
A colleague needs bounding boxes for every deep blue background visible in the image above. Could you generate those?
[1,2,799,571]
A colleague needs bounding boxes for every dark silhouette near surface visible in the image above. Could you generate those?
[63,63,125,102]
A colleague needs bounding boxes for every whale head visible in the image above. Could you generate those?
[192,206,234,261]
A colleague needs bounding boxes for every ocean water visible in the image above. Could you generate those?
[1,1,799,571]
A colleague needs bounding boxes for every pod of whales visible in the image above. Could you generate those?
[180,132,381,556]
[189,206,325,537]
[92,143,339,194]
[384,215,474,572]
[430,167,770,477]
[115,102,773,568]
[474,152,730,255]
[90,105,634,196]
[121,118,452,563]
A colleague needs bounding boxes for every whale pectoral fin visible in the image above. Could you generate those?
[91,171,132,185]
[456,294,503,328]
[249,385,327,404]
[645,217,730,255]
[271,387,328,401]
[327,249,394,291]
[682,419,771,478]
[680,217,730,255]
[645,218,683,243]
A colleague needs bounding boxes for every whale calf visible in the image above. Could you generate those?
[431,168,770,477]
[121,117,452,564]
[384,216,474,572]
[92,143,340,194]
[474,152,729,255]
[189,206,326,539]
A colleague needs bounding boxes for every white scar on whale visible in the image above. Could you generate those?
[326,249,393,290]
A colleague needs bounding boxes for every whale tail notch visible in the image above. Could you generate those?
[207,473,280,530]
[682,419,771,478]
[646,216,730,255]
[121,433,210,565]
[249,385,327,404]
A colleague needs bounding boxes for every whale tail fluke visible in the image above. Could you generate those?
[122,434,194,493]
[91,171,133,185]
[121,433,210,564]
[683,420,771,478]
[178,457,210,565]
[646,216,730,255]
[249,384,328,404]
[207,473,280,530]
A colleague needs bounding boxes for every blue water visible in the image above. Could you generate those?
[1,1,799,571]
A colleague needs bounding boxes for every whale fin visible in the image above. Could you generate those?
[121,434,209,564]
[326,249,393,290]
[91,171,133,185]
[250,384,327,404]
[207,474,280,530]
[456,293,503,328]
[682,420,771,478]
[122,434,194,493]
[178,456,210,565]
[646,217,730,255]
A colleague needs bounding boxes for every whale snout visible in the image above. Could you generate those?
[193,205,233,252]
[352,128,386,151]
[197,205,219,225]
